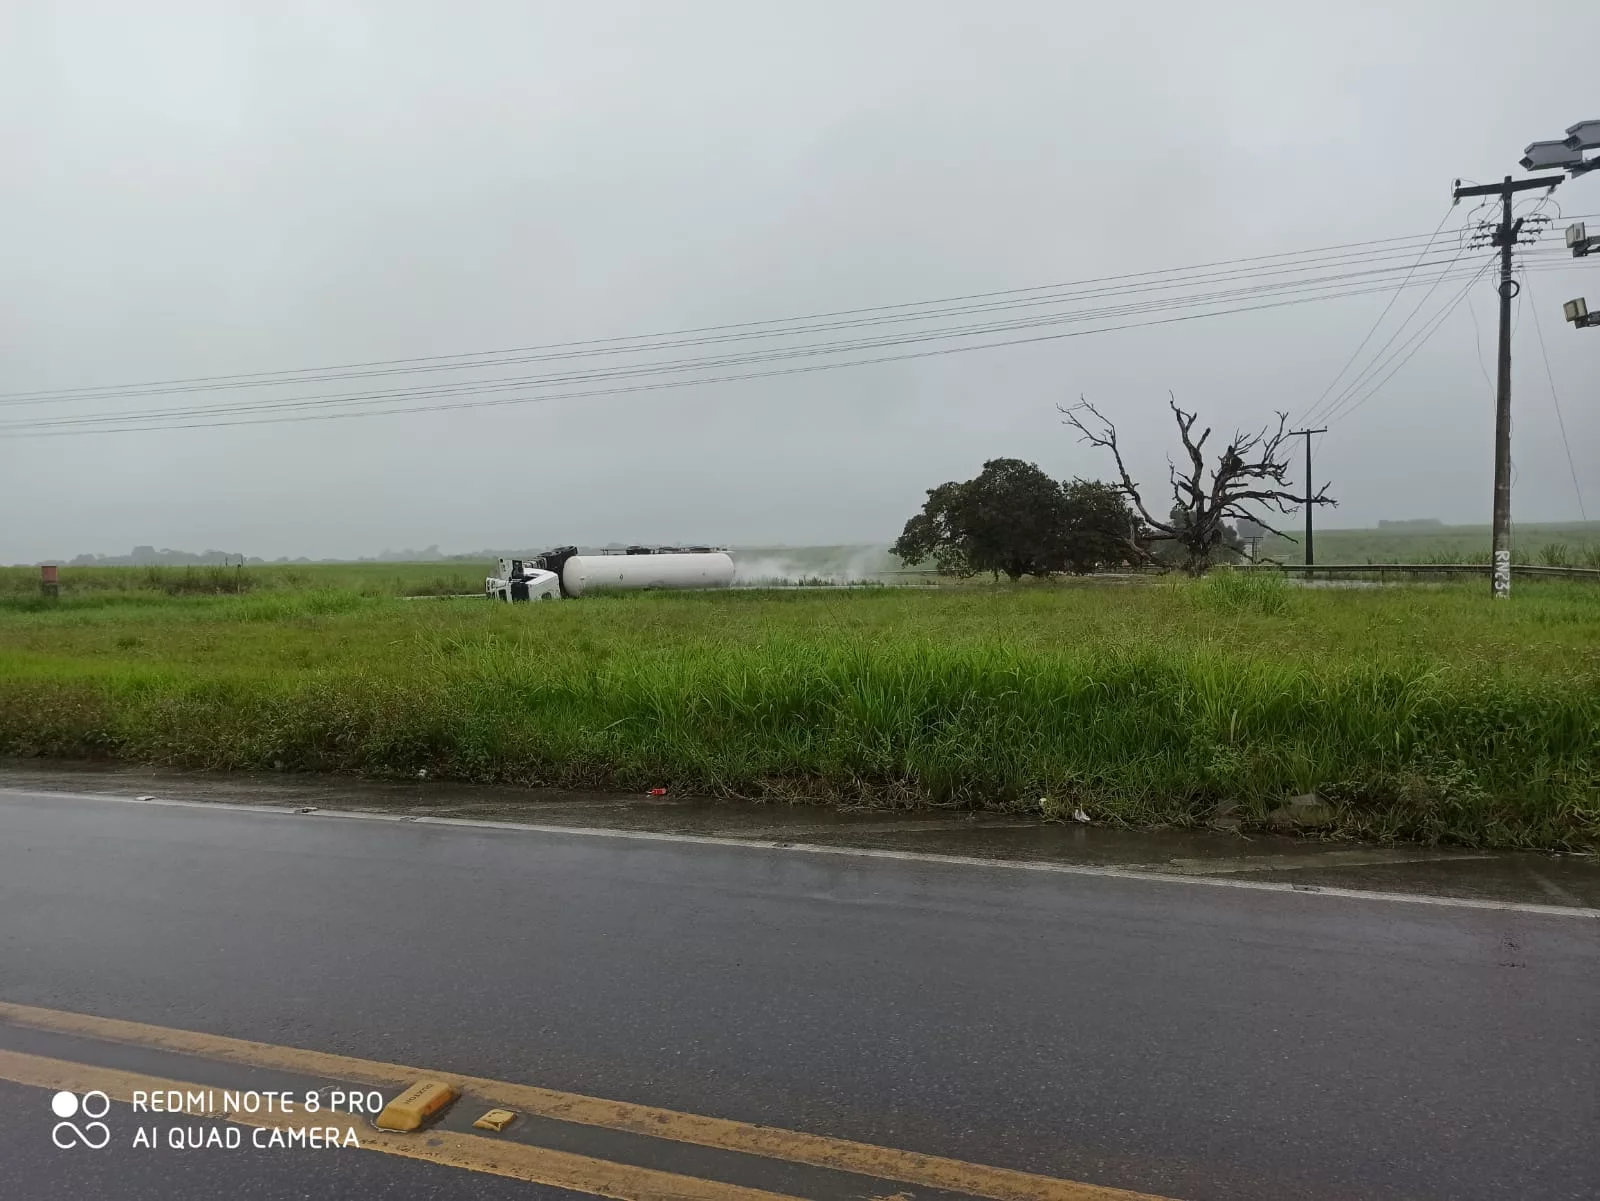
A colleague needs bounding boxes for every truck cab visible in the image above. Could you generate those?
[485,558,561,602]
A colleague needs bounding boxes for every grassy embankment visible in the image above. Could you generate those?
[0,567,1595,849]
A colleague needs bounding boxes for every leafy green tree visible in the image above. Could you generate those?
[892,459,1064,579]
[892,460,1143,579]
[1059,478,1144,573]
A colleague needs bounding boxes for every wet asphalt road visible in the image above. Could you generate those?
[0,786,1596,1201]
[6,760,1596,908]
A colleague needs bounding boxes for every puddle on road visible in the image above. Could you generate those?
[2,759,1594,909]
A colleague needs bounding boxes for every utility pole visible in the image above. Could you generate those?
[1288,428,1326,566]
[1451,174,1563,598]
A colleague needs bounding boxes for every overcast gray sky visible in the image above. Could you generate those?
[3,1,1596,561]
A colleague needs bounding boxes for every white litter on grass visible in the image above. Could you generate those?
[134,795,156,801]
[1072,808,1092,823]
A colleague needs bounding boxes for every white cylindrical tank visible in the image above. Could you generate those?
[561,552,735,597]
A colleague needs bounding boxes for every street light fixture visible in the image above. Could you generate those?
[1522,120,1600,176]
[1564,120,1600,151]
[1521,139,1585,170]
[1518,120,1600,323]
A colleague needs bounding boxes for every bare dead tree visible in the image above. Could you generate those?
[1060,393,1336,576]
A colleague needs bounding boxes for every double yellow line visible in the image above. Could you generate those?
[0,1002,1175,1201]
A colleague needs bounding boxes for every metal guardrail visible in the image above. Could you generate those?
[1239,562,1600,581]
[873,563,1600,582]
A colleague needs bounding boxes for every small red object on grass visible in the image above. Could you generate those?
[648,787,668,797]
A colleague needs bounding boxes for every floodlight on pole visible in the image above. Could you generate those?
[1521,139,1585,170]
[1564,119,1600,151]
[1522,120,1600,177]
[1563,297,1599,328]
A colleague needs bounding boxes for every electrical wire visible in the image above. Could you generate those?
[3,212,1590,440]
[3,221,1585,408]
[0,271,1512,440]
[1298,194,1521,428]
[1305,207,1585,429]
[16,257,1578,437]
[0,261,1502,435]
[1324,259,1497,425]
[0,241,1489,411]
[1466,289,1495,395]
[15,247,1577,431]
[1299,202,1455,425]
[3,258,1495,426]
[1524,275,1589,520]
[1302,236,1477,426]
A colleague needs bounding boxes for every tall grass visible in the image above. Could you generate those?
[0,562,489,600]
[1189,568,1293,615]
[0,581,1595,849]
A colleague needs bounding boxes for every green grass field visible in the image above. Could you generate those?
[0,566,1595,849]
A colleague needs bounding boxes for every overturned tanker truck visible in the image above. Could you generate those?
[486,545,736,601]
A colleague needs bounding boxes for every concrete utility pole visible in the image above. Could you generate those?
[1289,428,1326,567]
[1451,174,1563,598]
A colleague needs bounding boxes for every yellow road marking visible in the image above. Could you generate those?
[0,1048,804,1201]
[0,1002,1176,1201]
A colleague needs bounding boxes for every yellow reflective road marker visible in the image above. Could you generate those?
[0,1002,1178,1201]
[374,1080,457,1131]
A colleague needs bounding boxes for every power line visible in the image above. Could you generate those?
[9,259,1575,440]
[1323,258,1497,425]
[1302,236,1476,426]
[1524,275,1589,520]
[0,274,1512,440]
[2,221,1585,407]
[1295,196,1593,431]
[1466,289,1495,394]
[0,262,1503,435]
[1299,202,1456,425]
[1303,244,1578,427]
[24,260,1570,437]
[1299,239,1583,431]
[19,254,1574,433]
[4,259,1494,428]
[0,241,1488,411]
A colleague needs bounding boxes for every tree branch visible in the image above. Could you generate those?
[1060,398,1175,534]
[1067,394,1338,576]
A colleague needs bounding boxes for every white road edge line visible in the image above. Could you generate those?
[5,786,1597,920]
